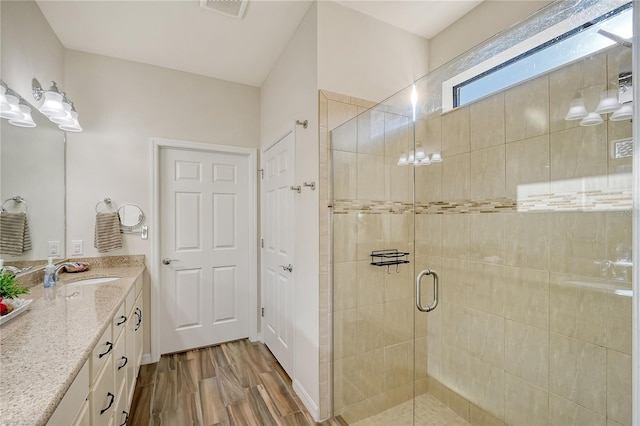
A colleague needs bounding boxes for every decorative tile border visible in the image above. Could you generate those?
[332,188,632,215]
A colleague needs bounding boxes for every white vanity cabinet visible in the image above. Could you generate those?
[47,274,145,426]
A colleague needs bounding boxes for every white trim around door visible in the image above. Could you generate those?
[150,137,258,362]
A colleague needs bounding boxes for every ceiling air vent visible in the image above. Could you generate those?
[200,0,248,19]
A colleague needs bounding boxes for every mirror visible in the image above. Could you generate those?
[118,204,144,229]
[0,98,65,263]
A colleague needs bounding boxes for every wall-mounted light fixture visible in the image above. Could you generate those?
[32,78,82,132]
[0,81,37,128]
[565,70,633,126]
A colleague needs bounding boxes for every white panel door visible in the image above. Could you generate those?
[261,131,295,376]
[159,148,250,354]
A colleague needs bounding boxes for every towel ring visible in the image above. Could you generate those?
[1,196,27,213]
[95,197,119,213]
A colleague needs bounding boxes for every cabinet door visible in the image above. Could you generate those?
[90,354,115,426]
[114,330,127,394]
[113,381,129,426]
[134,293,144,370]
[72,398,90,426]
[47,361,89,426]
[125,299,137,406]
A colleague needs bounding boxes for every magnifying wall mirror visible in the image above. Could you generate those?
[118,204,144,229]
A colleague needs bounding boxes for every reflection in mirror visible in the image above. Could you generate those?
[0,99,65,262]
[118,204,144,229]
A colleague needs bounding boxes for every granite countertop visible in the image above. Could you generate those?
[0,258,145,426]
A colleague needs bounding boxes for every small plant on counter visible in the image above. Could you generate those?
[0,269,29,300]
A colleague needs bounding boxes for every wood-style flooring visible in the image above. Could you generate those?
[129,339,343,426]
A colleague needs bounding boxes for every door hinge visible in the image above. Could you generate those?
[258,168,264,179]
[261,239,264,248]
[261,307,264,317]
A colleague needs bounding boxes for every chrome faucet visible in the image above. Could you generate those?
[2,265,33,275]
[54,262,81,280]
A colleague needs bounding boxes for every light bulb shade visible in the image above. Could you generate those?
[415,148,426,160]
[0,86,9,110]
[59,121,83,132]
[420,157,431,166]
[579,112,603,126]
[594,89,621,114]
[431,153,443,163]
[9,104,36,127]
[0,94,23,120]
[50,102,74,125]
[610,102,633,121]
[564,97,588,120]
[39,91,66,118]
[397,154,408,166]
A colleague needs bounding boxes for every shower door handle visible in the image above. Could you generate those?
[416,269,439,312]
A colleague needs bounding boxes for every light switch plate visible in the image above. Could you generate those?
[71,240,83,256]
[48,241,60,257]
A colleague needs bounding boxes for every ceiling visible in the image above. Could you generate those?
[37,0,482,88]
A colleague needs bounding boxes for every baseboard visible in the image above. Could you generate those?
[141,353,152,365]
[251,332,263,343]
[292,379,320,422]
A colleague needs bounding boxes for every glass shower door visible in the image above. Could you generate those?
[411,2,634,424]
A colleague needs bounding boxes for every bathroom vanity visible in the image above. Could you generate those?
[0,258,146,426]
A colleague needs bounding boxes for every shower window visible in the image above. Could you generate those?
[447,1,632,109]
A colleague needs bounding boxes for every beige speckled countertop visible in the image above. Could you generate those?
[0,258,145,426]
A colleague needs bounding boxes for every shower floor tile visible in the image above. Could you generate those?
[351,393,470,426]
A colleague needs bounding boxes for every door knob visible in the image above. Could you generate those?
[162,258,179,265]
[279,264,293,272]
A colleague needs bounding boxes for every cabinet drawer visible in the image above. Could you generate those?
[114,330,127,394]
[90,353,115,426]
[91,325,114,385]
[113,303,127,341]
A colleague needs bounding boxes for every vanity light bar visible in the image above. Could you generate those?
[32,78,82,132]
[0,80,37,128]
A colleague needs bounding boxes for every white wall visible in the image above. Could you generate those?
[64,50,260,260]
[0,0,65,102]
[317,1,430,104]
[260,2,320,418]
[64,50,260,357]
[429,0,553,71]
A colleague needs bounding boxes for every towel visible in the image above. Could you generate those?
[0,212,32,256]
[94,212,123,253]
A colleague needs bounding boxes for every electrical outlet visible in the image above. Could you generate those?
[71,240,83,256]
[48,241,60,257]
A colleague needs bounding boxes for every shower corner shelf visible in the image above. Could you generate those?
[370,249,410,267]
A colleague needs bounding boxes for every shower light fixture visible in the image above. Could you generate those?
[565,71,633,126]
[32,78,82,132]
[397,152,442,167]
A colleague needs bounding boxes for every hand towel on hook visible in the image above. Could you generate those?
[94,212,123,253]
[0,212,32,255]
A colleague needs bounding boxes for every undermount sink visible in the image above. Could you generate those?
[67,277,121,286]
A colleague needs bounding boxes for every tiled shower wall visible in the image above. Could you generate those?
[319,90,377,420]
[327,43,633,426]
